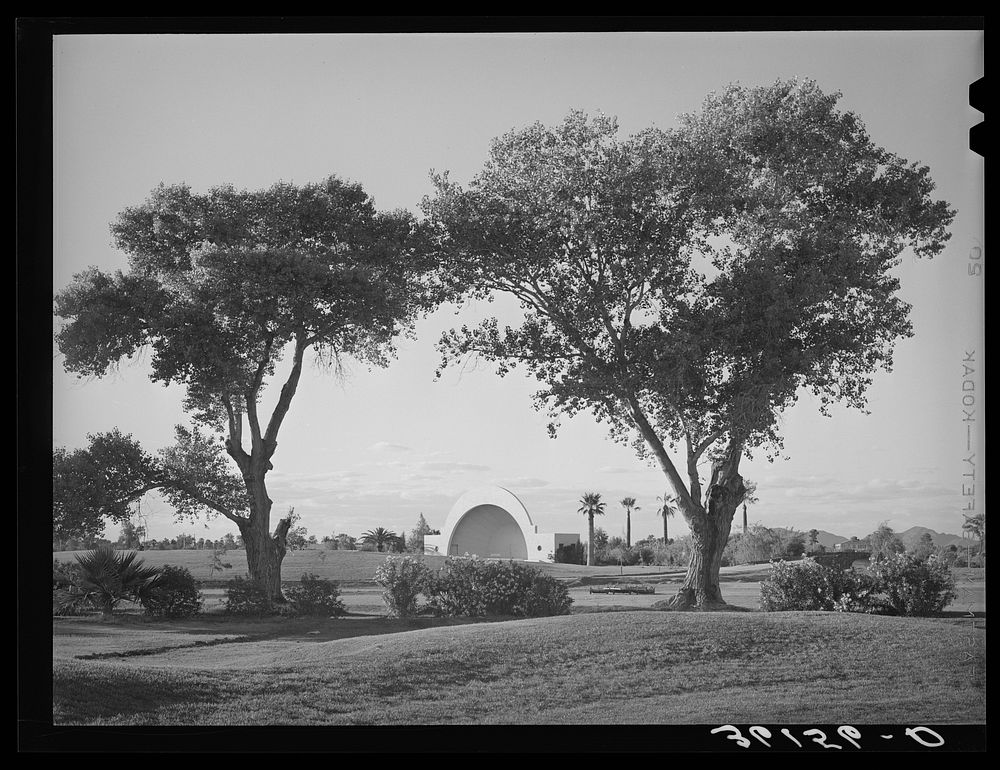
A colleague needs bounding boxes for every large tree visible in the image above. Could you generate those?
[54,176,439,600]
[424,81,954,609]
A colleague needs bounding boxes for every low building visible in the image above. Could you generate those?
[423,486,579,563]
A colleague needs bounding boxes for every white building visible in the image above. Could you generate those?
[424,486,579,563]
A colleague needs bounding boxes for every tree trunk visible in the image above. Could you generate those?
[657,451,745,611]
[238,472,290,602]
[663,515,669,544]
[626,512,631,548]
[587,515,593,566]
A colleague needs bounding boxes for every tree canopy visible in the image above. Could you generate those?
[54,176,441,596]
[424,80,955,607]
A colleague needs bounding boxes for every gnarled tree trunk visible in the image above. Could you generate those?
[237,470,291,602]
[658,448,746,611]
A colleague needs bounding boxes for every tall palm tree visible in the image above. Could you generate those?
[656,492,677,544]
[619,497,639,548]
[360,527,400,553]
[578,492,606,566]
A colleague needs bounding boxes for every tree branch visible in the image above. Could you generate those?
[621,392,695,512]
[263,333,307,452]
[222,395,250,471]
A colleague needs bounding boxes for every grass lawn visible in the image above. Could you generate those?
[53,610,986,726]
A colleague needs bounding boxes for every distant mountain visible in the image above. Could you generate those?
[897,526,966,550]
[812,530,848,549]
[753,526,966,551]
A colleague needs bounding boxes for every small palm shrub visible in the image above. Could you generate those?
[68,546,162,618]
[869,552,956,616]
[285,573,346,617]
[223,576,273,616]
[374,555,432,618]
[141,565,203,619]
[425,557,572,618]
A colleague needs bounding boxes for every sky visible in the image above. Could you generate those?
[51,29,984,545]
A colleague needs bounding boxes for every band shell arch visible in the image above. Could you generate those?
[423,486,580,562]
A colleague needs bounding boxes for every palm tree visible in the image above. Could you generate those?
[741,480,759,534]
[619,497,639,548]
[73,545,162,619]
[578,492,606,567]
[360,527,400,553]
[963,513,985,566]
[656,492,677,544]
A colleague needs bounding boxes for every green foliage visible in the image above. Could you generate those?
[140,565,203,619]
[53,558,92,617]
[407,514,440,554]
[910,532,936,562]
[867,522,906,563]
[283,508,311,551]
[554,542,585,564]
[596,536,641,567]
[373,555,432,618]
[53,558,84,590]
[869,553,956,617]
[734,525,783,564]
[53,177,443,593]
[760,559,875,613]
[761,554,956,617]
[360,527,402,553]
[285,573,346,617]
[72,545,163,617]
[425,85,954,603]
[424,557,573,618]
[223,576,273,616]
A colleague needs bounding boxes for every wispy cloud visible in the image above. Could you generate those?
[499,476,549,488]
[417,461,491,473]
[371,441,412,452]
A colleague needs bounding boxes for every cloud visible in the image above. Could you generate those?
[417,461,491,473]
[499,477,550,488]
[597,466,636,474]
[371,441,412,452]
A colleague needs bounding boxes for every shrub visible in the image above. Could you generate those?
[374,555,432,618]
[761,554,956,617]
[223,576,273,616]
[759,559,861,612]
[141,565,203,619]
[52,558,84,590]
[286,572,346,616]
[869,552,956,616]
[424,557,572,618]
[72,546,162,618]
[554,542,585,564]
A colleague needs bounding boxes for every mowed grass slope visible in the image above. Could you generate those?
[54,611,986,726]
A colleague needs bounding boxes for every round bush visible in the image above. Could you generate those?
[424,557,572,618]
[141,565,203,619]
[374,555,432,618]
[759,558,860,612]
[224,576,273,616]
[869,552,956,616]
[285,572,346,617]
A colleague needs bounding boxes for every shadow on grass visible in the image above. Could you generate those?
[54,660,227,723]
